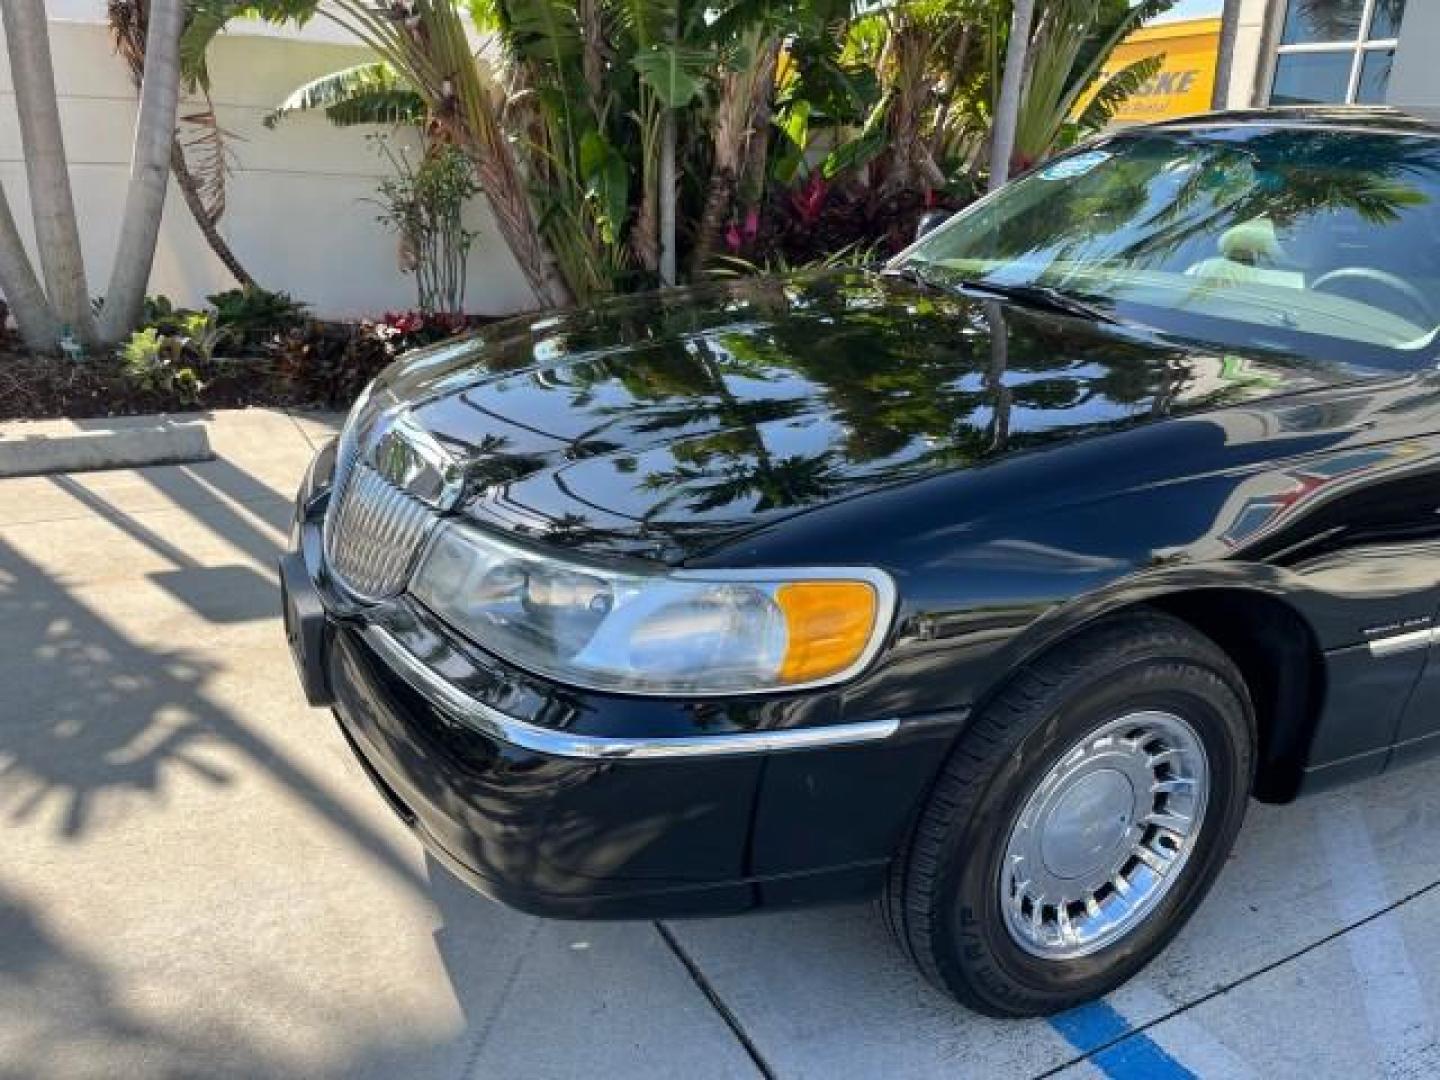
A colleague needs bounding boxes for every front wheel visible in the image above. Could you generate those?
[883,612,1254,1017]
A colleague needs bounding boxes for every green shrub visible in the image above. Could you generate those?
[139,294,202,336]
[206,286,309,336]
[118,327,203,404]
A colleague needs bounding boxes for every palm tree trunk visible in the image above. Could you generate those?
[989,0,1036,192]
[659,111,677,287]
[315,0,571,308]
[109,0,256,289]
[1213,0,1242,109]
[98,0,186,345]
[630,90,662,276]
[692,68,747,276]
[692,35,780,276]
[0,182,60,351]
[881,24,927,197]
[3,0,97,346]
[170,139,255,288]
[928,24,972,164]
[425,4,571,308]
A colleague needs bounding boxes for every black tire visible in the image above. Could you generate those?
[882,611,1255,1017]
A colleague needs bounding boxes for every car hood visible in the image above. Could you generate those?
[370,271,1349,562]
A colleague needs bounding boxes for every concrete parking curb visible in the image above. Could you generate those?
[0,418,213,477]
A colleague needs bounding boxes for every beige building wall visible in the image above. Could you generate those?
[0,7,537,320]
[1222,0,1439,110]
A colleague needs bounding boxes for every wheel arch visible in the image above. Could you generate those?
[1144,589,1325,802]
[969,572,1327,804]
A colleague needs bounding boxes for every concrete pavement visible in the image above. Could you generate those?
[2,407,1439,1079]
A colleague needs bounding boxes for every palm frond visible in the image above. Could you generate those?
[263,62,424,128]
[1015,0,1179,166]
[1075,54,1163,132]
[177,109,239,221]
[1071,0,1177,83]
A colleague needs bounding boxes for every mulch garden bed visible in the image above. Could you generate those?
[0,350,314,422]
[1,316,493,422]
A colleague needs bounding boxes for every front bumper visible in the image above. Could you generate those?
[283,441,964,918]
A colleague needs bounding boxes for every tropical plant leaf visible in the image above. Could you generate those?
[1072,0,1178,84]
[466,0,503,32]
[820,87,890,180]
[177,108,238,221]
[264,62,423,128]
[503,0,583,67]
[820,125,885,179]
[771,98,812,185]
[182,0,320,89]
[1015,0,1178,166]
[631,44,713,108]
[580,128,631,244]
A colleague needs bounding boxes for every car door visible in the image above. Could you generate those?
[1388,611,1440,769]
[1381,425,1440,769]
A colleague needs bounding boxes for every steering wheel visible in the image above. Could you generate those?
[1311,267,1437,328]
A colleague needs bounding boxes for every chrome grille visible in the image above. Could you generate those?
[323,460,438,600]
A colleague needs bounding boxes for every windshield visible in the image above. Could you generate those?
[898,125,1440,370]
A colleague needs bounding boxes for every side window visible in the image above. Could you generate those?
[1269,0,1406,105]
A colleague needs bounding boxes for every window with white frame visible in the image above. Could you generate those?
[1269,0,1407,105]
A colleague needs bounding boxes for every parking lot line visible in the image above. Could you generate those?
[1319,800,1438,1077]
[1049,1001,1195,1079]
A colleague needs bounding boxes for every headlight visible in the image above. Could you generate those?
[410,522,895,695]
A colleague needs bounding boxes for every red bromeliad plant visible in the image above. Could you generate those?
[790,173,830,229]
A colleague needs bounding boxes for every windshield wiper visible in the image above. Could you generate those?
[955,279,1118,324]
[885,263,947,292]
[886,264,1117,325]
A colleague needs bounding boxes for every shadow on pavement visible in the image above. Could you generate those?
[0,880,306,1078]
[0,514,424,885]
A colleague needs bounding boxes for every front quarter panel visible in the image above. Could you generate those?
[701,376,1440,779]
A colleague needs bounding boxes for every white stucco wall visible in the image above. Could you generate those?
[0,6,536,320]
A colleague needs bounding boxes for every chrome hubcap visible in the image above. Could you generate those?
[1000,711,1210,960]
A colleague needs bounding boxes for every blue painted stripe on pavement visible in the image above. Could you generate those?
[1050,1001,1196,1080]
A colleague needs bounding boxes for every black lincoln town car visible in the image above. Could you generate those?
[282,107,1440,1016]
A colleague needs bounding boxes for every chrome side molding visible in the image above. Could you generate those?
[360,625,900,760]
[1367,626,1439,659]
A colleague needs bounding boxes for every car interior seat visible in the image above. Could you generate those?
[1185,216,1306,290]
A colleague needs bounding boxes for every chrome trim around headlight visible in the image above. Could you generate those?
[360,624,899,759]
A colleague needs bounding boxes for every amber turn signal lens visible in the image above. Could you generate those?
[775,581,879,683]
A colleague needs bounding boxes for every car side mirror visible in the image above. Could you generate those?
[915,211,949,241]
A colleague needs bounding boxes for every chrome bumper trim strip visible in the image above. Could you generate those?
[360,624,900,760]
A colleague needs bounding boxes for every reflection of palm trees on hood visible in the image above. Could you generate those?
[453,271,1264,530]
[641,449,848,516]
[637,335,847,519]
